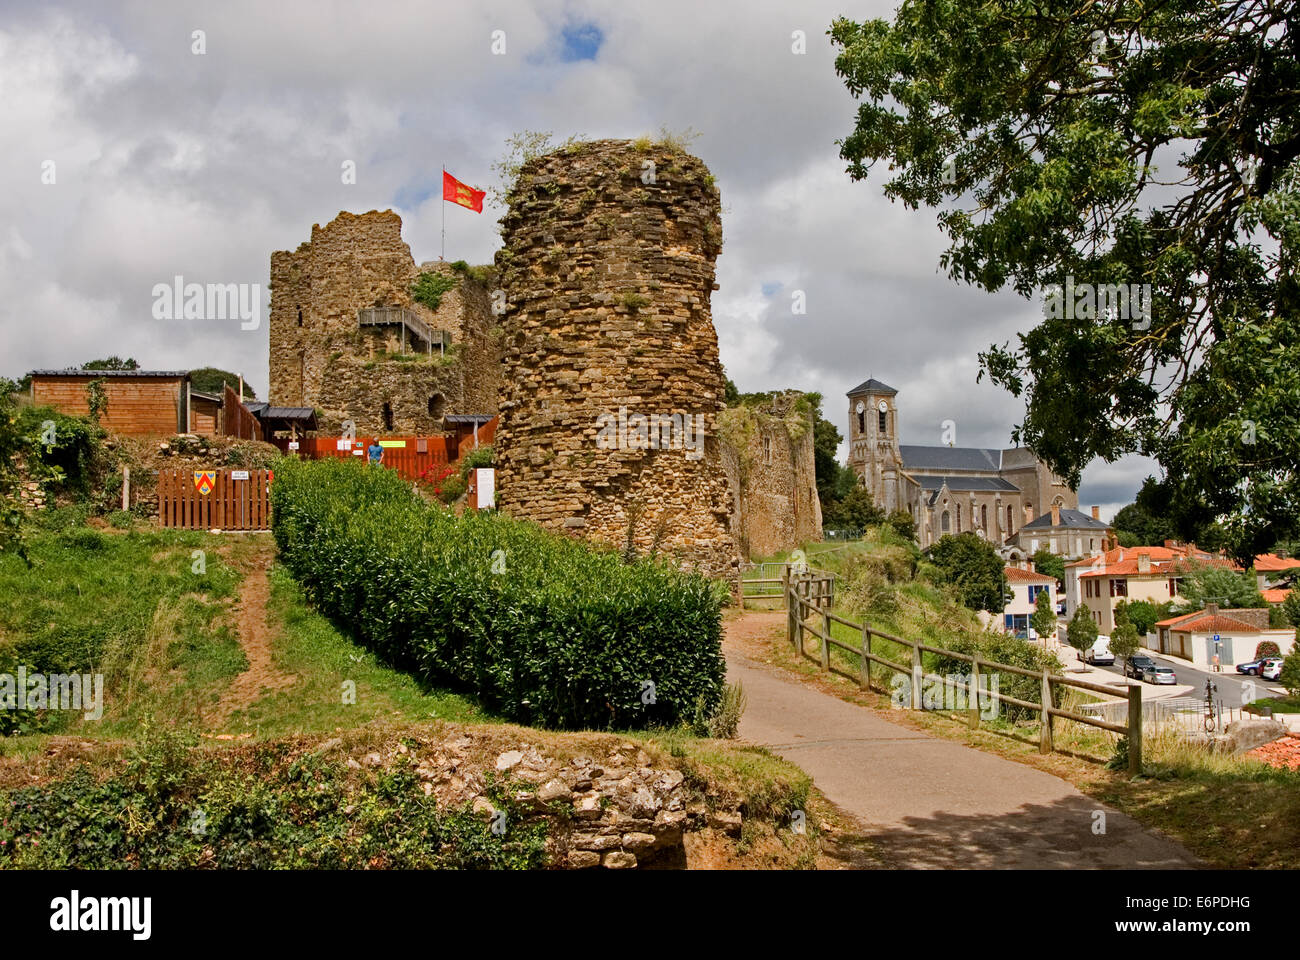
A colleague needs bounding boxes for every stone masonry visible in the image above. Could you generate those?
[493,139,738,584]
[268,210,500,435]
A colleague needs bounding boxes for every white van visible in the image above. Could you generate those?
[1084,635,1115,666]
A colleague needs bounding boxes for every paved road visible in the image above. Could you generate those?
[726,643,1200,869]
[1083,648,1287,708]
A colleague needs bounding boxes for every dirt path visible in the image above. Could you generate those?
[725,610,1199,869]
[210,541,296,727]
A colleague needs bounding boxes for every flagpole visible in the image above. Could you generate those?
[441,163,446,261]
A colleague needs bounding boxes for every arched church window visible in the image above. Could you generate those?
[878,410,887,434]
[1008,505,1014,532]
[981,505,987,529]
[941,510,950,532]
[956,504,962,532]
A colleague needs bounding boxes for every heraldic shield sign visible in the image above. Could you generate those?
[193,470,217,496]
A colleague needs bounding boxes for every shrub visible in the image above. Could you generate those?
[1280,649,1300,700]
[928,630,1062,723]
[1255,641,1282,660]
[107,509,133,529]
[693,682,747,739]
[270,458,725,729]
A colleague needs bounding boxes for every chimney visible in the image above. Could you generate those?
[1186,542,1197,557]
[1137,552,1150,574]
[1091,505,1100,521]
[1206,602,1219,617]
[1164,539,1177,550]
[1051,503,1061,526]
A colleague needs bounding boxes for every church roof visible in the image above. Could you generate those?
[1021,507,1109,530]
[900,445,1003,472]
[846,378,897,397]
[912,474,1020,493]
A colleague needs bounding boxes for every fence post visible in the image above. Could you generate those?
[783,570,794,651]
[821,608,831,671]
[1039,669,1053,754]
[795,595,804,657]
[1127,684,1142,775]
[910,642,923,710]
[860,624,871,691]
[121,465,130,512]
[968,656,981,730]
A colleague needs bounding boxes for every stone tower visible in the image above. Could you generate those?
[494,139,738,585]
[846,377,902,512]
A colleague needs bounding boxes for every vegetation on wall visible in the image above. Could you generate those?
[410,271,460,313]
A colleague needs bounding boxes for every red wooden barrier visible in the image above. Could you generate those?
[158,468,272,530]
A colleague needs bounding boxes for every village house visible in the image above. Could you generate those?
[1154,603,1295,668]
[1002,564,1056,639]
[1063,541,1232,630]
[1010,503,1112,560]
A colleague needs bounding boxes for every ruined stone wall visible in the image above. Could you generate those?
[493,140,737,585]
[268,210,500,435]
[721,392,823,559]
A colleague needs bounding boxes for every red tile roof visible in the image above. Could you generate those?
[1004,566,1055,584]
[1073,544,1237,579]
[1255,554,1300,572]
[1263,588,1292,604]
[1165,614,1261,634]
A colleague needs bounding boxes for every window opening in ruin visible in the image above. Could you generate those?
[382,402,394,432]
[296,306,303,327]
[427,394,445,419]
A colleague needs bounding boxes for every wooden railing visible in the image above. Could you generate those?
[743,562,834,608]
[783,573,1142,773]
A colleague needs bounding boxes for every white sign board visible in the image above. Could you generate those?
[336,439,352,451]
[476,468,495,509]
[230,470,250,481]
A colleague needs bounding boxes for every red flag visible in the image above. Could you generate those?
[443,170,485,212]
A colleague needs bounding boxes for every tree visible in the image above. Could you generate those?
[1175,562,1265,611]
[79,356,138,371]
[1067,606,1099,661]
[1031,548,1065,586]
[831,3,1300,564]
[1279,648,1300,700]
[1109,601,1142,668]
[187,367,256,400]
[0,379,27,561]
[1124,599,1171,638]
[1277,589,1300,629]
[1031,588,1057,642]
[885,508,916,543]
[927,532,1008,614]
[830,486,885,530]
[1111,477,1226,551]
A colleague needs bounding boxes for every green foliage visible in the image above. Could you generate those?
[1282,589,1300,628]
[1067,606,1099,658]
[885,509,916,543]
[437,473,466,505]
[78,356,138,371]
[0,736,549,869]
[1031,588,1057,641]
[1255,641,1282,660]
[1176,562,1265,611]
[830,3,1300,563]
[1124,599,1172,637]
[459,444,494,481]
[692,682,747,739]
[1031,548,1065,585]
[16,406,106,499]
[410,271,460,312]
[619,292,651,312]
[0,381,25,561]
[825,486,884,530]
[1109,602,1142,664]
[107,510,132,529]
[1280,649,1300,700]
[925,533,1007,614]
[187,367,256,400]
[1111,477,1225,553]
[929,631,1062,723]
[85,377,108,425]
[270,458,726,730]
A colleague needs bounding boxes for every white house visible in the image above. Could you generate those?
[1154,604,1295,668]
[1003,566,1056,640]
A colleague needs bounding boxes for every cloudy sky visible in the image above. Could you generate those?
[0,0,1156,517]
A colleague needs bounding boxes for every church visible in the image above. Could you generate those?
[846,378,1095,553]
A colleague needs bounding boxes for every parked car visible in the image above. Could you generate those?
[1260,658,1284,681]
[1125,655,1157,679]
[1143,665,1177,685]
[1237,658,1269,675]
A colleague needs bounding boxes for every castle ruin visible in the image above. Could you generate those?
[492,140,738,584]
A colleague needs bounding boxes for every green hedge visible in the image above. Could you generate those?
[270,458,725,729]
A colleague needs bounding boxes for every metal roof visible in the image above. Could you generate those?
[29,368,191,378]
[846,378,897,397]
[912,474,1020,493]
[1021,507,1110,530]
[900,445,1004,472]
[257,406,317,421]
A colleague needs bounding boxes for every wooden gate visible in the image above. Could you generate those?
[158,468,272,530]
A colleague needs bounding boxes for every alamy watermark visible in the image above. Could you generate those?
[891,672,1000,720]
[595,407,705,460]
[0,667,103,721]
[1042,275,1152,329]
[151,275,261,330]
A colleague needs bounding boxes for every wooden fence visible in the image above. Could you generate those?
[289,436,452,482]
[743,562,834,607]
[158,468,272,530]
[784,571,1143,773]
[219,384,263,441]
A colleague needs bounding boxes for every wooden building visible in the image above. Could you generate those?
[30,369,191,437]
